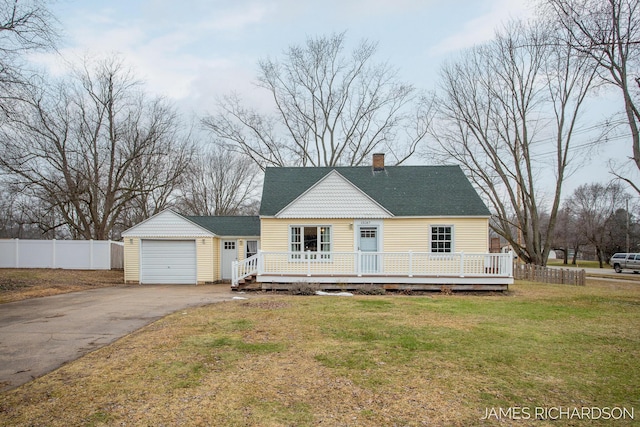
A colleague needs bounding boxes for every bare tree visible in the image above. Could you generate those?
[605,206,640,254]
[568,182,629,266]
[545,0,640,192]
[0,0,58,114]
[202,32,432,169]
[552,206,588,264]
[116,124,194,234]
[0,56,193,240]
[0,185,36,238]
[429,20,597,265]
[178,145,261,216]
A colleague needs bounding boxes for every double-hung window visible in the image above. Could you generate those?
[290,225,331,260]
[431,225,453,253]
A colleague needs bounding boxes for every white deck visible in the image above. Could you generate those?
[232,251,514,288]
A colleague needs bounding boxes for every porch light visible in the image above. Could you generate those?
[129,238,133,244]
[201,239,206,244]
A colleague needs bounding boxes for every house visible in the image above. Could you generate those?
[121,212,259,284]
[121,154,513,289]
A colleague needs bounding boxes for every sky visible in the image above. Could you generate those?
[32,0,637,200]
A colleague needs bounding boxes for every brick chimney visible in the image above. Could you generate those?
[372,153,385,172]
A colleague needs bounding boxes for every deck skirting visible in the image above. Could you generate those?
[235,274,511,292]
[257,274,512,285]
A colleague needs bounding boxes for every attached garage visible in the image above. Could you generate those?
[140,240,196,284]
[121,210,260,285]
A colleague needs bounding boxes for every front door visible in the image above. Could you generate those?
[358,226,379,273]
[221,240,237,280]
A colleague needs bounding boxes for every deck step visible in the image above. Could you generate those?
[234,274,257,289]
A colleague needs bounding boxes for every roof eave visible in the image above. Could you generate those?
[121,209,217,237]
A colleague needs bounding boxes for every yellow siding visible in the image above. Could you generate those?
[196,237,215,284]
[238,240,245,262]
[123,238,140,283]
[450,218,489,252]
[259,217,489,276]
[260,218,354,252]
[383,218,489,253]
[235,239,261,262]
[261,217,489,254]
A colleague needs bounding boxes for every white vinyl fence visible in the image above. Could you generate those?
[0,239,124,270]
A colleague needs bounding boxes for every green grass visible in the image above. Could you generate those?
[547,258,609,269]
[1,281,639,426]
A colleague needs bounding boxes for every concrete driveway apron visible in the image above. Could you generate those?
[0,284,246,392]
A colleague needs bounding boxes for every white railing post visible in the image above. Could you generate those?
[258,250,264,275]
[357,250,362,277]
[306,251,311,276]
[459,251,465,277]
[408,250,413,277]
[507,251,514,277]
[231,260,238,286]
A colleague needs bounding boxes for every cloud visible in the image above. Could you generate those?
[200,3,270,32]
[338,0,433,16]
[429,0,534,55]
[27,1,273,101]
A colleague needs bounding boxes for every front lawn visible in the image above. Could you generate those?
[0,269,123,303]
[546,259,610,269]
[1,281,638,426]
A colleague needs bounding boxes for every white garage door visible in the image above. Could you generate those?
[141,240,196,284]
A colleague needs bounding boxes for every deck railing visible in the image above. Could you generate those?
[232,250,513,287]
[231,253,260,286]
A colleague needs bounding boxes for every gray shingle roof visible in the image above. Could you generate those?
[259,165,490,217]
[184,215,260,236]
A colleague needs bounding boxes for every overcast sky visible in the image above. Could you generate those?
[33,0,637,199]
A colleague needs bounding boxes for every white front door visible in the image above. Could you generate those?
[221,240,237,280]
[358,226,379,273]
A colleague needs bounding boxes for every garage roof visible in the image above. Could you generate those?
[185,215,260,237]
[122,210,261,238]
[122,210,215,238]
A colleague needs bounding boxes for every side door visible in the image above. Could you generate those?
[221,240,238,280]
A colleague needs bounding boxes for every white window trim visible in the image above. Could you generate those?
[289,225,332,261]
[430,224,455,253]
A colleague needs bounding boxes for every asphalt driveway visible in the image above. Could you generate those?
[0,284,246,392]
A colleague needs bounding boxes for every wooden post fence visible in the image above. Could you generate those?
[513,263,585,286]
